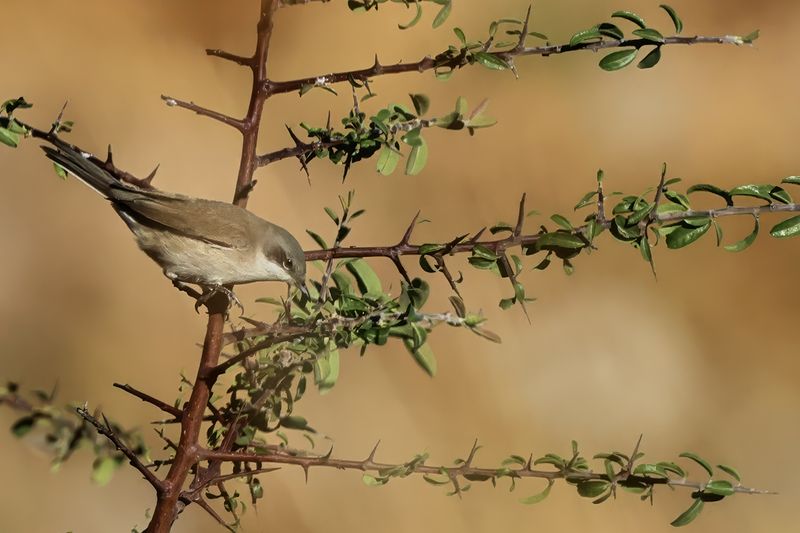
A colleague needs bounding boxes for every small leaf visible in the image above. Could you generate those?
[781,176,800,185]
[305,230,328,249]
[705,480,735,497]
[671,498,704,527]
[404,340,437,377]
[346,259,382,297]
[599,49,638,71]
[597,22,624,40]
[659,4,684,33]
[687,183,733,205]
[665,222,710,249]
[473,52,511,71]
[362,474,388,486]
[453,27,467,45]
[633,28,664,43]
[53,163,68,180]
[724,215,759,252]
[570,26,602,46]
[679,452,714,477]
[11,416,36,437]
[398,1,423,30]
[432,1,451,29]
[574,191,598,210]
[409,93,430,116]
[376,144,401,176]
[537,232,585,250]
[577,480,610,498]
[729,184,774,202]
[405,137,429,176]
[637,46,662,69]
[716,464,741,482]
[742,30,760,43]
[0,127,20,148]
[520,480,554,504]
[550,214,573,230]
[770,215,800,238]
[611,11,647,29]
[91,457,119,487]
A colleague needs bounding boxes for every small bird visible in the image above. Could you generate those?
[42,139,307,309]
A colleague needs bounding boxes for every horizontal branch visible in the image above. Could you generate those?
[264,35,750,96]
[304,202,800,262]
[199,446,774,496]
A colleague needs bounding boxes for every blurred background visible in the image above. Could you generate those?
[1,0,798,531]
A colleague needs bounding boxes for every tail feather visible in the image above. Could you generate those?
[41,139,120,198]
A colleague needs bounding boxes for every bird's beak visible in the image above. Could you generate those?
[297,281,311,300]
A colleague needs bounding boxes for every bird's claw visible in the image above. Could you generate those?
[194,285,244,316]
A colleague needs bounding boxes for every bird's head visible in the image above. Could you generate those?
[260,225,308,296]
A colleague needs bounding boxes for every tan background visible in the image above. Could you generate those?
[1,0,798,531]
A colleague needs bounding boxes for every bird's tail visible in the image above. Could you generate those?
[41,139,120,198]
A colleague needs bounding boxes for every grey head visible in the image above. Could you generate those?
[259,222,307,292]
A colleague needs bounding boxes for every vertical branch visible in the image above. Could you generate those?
[145,1,280,531]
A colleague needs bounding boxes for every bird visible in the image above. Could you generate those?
[41,139,307,310]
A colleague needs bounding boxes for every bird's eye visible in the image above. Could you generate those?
[283,258,293,269]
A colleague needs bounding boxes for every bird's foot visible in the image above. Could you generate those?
[195,285,244,316]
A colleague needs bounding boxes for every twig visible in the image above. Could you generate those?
[160,95,244,131]
[114,383,183,419]
[76,407,163,491]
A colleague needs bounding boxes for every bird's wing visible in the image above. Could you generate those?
[115,194,254,249]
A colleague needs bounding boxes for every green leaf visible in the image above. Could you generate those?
[53,162,68,180]
[687,183,733,205]
[473,52,510,71]
[569,26,602,46]
[11,416,36,437]
[362,474,388,486]
[453,27,467,45]
[305,230,328,249]
[409,93,430,116]
[633,28,664,43]
[671,498,704,527]
[599,49,638,71]
[637,46,662,69]
[317,348,340,395]
[92,457,120,487]
[404,339,437,377]
[742,30,760,44]
[432,1,451,29]
[729,184,775,202]
[405,137,429,175]
[716,464,741,482]
[520,480,554,504]
[537,232,585,250]
[280,415,310,430]
[724,215,759,252]
[665,222,710,249]
[345,259,382,297]
[679,452,714,477]
[611,11,647,29]
[770,215,800,238]
[574,191,598,210]
[597,22,624,40]
[577,480,610,498]
[0,127,20,148]
[659,4,684,33]
[376,144,401,175]
[781,176,800,185]
[550,214,573,230]
[705,480,735,497]
[398,1,423,30]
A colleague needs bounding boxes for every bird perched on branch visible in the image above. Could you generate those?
[42,139,307,310]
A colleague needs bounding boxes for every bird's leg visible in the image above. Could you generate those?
[195,285,244,316]
[172,279,203,300]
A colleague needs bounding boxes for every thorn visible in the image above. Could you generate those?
[366,440,381,463]
[302,463,310,484]
[470,227,486,243]
[322,445,334,460]
[373,54,381,70]
[400,211,420,245]
[392,256,412,284]
[325,111,331,132]
[514,193,527,236]
[465,439,480,467]
[143,164,160,185]
[106,144,114,165]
